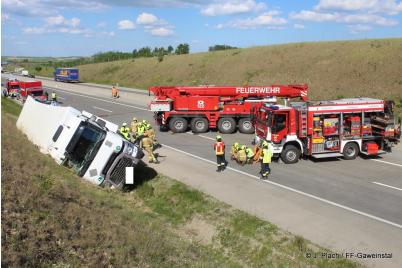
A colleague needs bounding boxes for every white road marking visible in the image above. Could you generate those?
[162,144,402,230]
[57,96,65,100]
[186,131,215,141]
[92,106,113,113]
[372,182,402,192]
[370,159,402,168]
[44,87,148,111]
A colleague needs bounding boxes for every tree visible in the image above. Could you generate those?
[35,66,42,72]
[167,45,174,54]
[175,43,190,55]
[208,44,238,52]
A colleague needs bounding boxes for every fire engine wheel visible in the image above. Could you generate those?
[191,117,209,133]
[238,118,254,134]
[343,142,359,160]
[218,117,236,134]
[169,117,188,133]
[281,145,301,164]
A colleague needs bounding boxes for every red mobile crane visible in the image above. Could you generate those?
[149,84,308,133]
[254,98,400,163]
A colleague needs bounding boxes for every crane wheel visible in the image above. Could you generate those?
[169,117,188,133]
[238,118,254,134]
[217,117,236,134]
[191,117,209,133]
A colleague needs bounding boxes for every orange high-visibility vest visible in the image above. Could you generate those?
[214,142,225,155]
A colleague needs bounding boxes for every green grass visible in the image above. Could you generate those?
[1,97,22,116]
[1,98,360,267]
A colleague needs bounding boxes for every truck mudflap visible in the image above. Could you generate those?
[104,152,144,189]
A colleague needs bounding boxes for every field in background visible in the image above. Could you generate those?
[5,38,402,115]
[1,98,357,267]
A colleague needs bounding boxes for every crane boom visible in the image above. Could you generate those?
[149,84,308,101]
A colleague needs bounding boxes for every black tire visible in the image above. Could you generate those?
[169,117,188,133]
[343,142,359,160]
[238,118,254,134]
[281,145,301,164]
[190,117,209,133]
[217,117,236,134]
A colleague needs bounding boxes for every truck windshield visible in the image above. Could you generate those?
[271,114,287,133]
[65,122,106,174]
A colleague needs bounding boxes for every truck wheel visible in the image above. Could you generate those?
[169,117,188,133]
[281,145,301,164]
[218,117,236,134]
[191,117,209,133]
[238,118,254,134]
[343,142,359,160]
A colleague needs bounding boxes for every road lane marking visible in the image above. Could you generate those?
[43,86,148,111]
[92,106,113,113]
[370,159,402,168]
[162,143,402,230]
[373,182,402,192]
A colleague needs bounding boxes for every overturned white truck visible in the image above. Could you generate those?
[17,97,144,188]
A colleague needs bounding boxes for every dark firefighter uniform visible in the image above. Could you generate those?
[259,141,273,179]
[214,135,226,172]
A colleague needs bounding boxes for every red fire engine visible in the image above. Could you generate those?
[5,80,21,97]
[254,98,400,163]
[149,85,308,133]
[6,80,46,102]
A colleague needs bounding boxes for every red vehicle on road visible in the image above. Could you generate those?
[6,80,47,102]
[5,80,21,97]
[149,84,308,134]
[254,98,400,163]
[18,81,47,102]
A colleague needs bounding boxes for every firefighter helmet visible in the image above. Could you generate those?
[122,122,127,127]
[216,135,222,141]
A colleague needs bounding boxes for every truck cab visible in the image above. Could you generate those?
[17,97,144,188]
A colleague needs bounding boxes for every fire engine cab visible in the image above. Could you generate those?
[254,98,400,163]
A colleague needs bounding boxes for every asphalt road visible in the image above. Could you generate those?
[3,74,402,267]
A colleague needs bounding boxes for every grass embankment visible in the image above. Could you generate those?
[2,97,358,267]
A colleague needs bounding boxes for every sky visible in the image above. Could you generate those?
[1,0,402,57]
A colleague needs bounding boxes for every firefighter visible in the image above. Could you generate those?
[112,86,119,98]
[44,91,49,100]
[51,91,57,102]
[245,146,255,164]
[214,135,226,172]
[230,142,240,160]
[136,120,146,138]
[144,123,160,148]
[236,145,247,165]
[130,117,139,138]
[119,123,131,140]
[142,135,158,163]
[259,141,273,180]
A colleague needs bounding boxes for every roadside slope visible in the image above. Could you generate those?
[1,98,357,267]
[22,38,401,102]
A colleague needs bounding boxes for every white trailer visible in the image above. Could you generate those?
[17,97,144,188]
